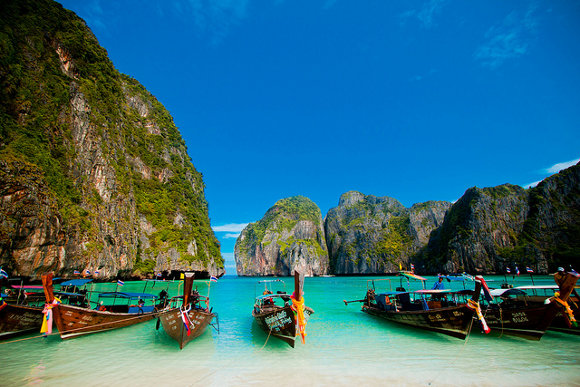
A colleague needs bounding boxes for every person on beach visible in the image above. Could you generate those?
[432,276,445,290]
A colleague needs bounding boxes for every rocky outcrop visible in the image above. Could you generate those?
[422,163,580,274]
[421,184,529,274]
[234,196,329,276]
[0,0,222,279]
[324,191,451,274]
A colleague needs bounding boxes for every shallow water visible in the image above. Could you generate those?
[1,275,579,386]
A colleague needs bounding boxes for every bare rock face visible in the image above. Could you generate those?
[423,184,529,274]
[423,163,580,274]
[0,0,222,279]
[324,191,451,274]
[234,196,329,276]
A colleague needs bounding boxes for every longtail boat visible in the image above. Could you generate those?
[0,278,46,339]
[509,284,580,335]
[42,273,161,339]
[252,271,314,348]
[482,272,578,340]
[157,272,217,349]
[0,301,43,339]
[346,272,484,340]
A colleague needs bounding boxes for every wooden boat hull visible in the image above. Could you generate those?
[518,295,580,335]
[158,307,215,349]
[52,303,157,339]
[253,305,313,347]
[0,303,42,339]
[549,299,580,335]
[362,304,476,340]
[482,304,556,340]
[483,273,579,340]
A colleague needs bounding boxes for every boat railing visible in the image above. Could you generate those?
[367,278,395,292]
[255,279,286,298]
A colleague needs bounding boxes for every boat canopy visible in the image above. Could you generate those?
[515,285,558,290]
[413,289,455,295]
[398,271,427,281]
[60,279,93,287]
[10,285,43,290]
[98,292,157,300]
[256,293,289,301]
[489,288,527,297]
[445,273,475,281]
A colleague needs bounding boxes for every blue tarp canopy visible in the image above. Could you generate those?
[98,292,157,300]
[60,279,93,287]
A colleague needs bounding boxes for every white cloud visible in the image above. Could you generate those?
[474,4,538,69]
[520,158,579,188]
[544,158,580,174]
[181,0,251,45]
[523,180,541,189]
[417,0,447,28]
[212,223,249,232]
[399,0,447,29]
[224,233,241,239]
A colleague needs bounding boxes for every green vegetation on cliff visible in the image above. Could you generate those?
[240,196,322,248]
[0,0,222,276]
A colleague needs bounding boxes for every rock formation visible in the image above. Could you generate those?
[235,196,329,276]
[423,163,580,274]
[324,191,450,274]
[0,0,222,279]
[237,161,579,276]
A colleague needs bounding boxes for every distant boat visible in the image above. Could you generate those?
[42,273,163,339]
[252,271,314,347]
[482,272,579,340]
[156,272,217,349]
[345,271,484,340]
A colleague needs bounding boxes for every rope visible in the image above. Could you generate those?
[260,326,274,350]
[466,299,490,334]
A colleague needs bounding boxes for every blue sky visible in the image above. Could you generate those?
[56,0,580,274]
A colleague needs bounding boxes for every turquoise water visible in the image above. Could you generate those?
[1,275,579,386]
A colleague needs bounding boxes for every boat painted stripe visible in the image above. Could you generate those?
[0,328,36,337]
[60,327,118,339]
[273,334,295,340]
[493,328,544,335]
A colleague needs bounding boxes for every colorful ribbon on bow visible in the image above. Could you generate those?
[291,294,307,344]
[40,297,61,336]
[181,305,192,336]
[466,298,490,334]
[551,292,577,327]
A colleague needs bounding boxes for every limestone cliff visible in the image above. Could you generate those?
[422,163,580,274]
[420,184,529,274]
[234,196,329,276]
[324,191,451,274]
[0,0,222,279]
